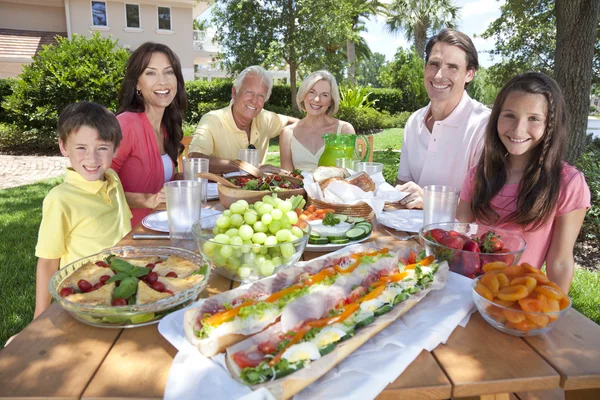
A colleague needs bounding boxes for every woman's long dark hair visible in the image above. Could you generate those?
[118,42,188,168]
[471,72,568,231]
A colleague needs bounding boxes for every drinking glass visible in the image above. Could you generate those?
[183,158,209,207]
[238,148,260,167]
[354,162,384,176]
[335,158,356,170]
[164,181,202,242]
[422,185,460,226]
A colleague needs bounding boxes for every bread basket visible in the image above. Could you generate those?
[307,196,374,221]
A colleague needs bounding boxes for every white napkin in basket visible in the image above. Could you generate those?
[161,272,474,400]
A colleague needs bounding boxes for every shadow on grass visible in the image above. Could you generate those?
[0,177,63,347]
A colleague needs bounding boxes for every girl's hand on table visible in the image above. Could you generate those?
[395,181,424,209]
[150,188,166,207]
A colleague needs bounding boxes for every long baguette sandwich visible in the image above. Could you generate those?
[225,253,448,398]
[184,244,394,356]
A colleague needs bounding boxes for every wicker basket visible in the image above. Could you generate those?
[307,196,374,221]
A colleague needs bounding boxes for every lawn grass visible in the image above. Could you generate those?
[570,268,600,324]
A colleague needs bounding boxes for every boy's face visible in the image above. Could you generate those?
[59,126,116,181]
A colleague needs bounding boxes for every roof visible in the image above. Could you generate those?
[0,28,65,60]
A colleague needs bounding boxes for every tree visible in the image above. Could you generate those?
[466,67,501,107]
[555,0,600,161]
[385,0,460,59]
[355,52,387,87]
[211,0,351,109]
[481,0,600,161]
[378,47,429,111]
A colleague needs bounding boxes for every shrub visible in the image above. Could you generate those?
[2,33,129,148]
[185,80,233,123]
[337,106,401,133]
[396,111,412,128]
[0,78,15,123]
[268,85,292,107]
[196,101,229,120]
[339,86,378,109]
[367,88,405,114]
[575,139,600,241]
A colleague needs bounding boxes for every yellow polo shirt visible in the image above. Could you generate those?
[189,105,287,163]
[35,168,132,268]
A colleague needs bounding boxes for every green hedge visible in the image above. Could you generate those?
[575,139,600,241]
[0,78,15,122]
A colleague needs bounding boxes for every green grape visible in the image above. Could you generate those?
[262,195,276,206]
[220,245,233,259]
[212,253,227,267]
[225,228,239,238]
[258,203,273,215]
[238,267,252,280]
[229,202,246,215]
[252,232,267,244]
[286,211,299,225]
[277,201,293,213]
[214,234,230,244]
[238,224,254,241]
[223,210,232,217]
[268,220,281,234]
[268,246,281,257]
[256,255,268,265]
[216,215,231,229]
[291,226,304,239]
[226,256,241,271]
[275,229,292,243]
[260,247,269,255]
[237,199,249,208]
[264,235,278,246]
[230,214,244,227]
[279,215,291,230]
[281,243,296,258]
[243,252,256,264]
[253,221,268,233]
[253,201,264,210]
[271,208,283,220]
[244,212,258,225]
[261,213,273,225]
[271,256,282,266]
[259,260,275,276]
[202,241,216,256]
[233,249,243,258]
[230,236,244,246]
[212,226,220,235]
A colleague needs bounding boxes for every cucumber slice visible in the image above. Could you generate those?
[346,227,366,241]
[333,214,348,222]
[374,304,393,317]
[309,237,329,245]
[354,315,375,329]
[393,292,409,305]
[351,217,366,223]
[327,235,348,241]
[309,232,321,239]
[318,343,336,356]
[330,238,350,244]
[356,222,373,234]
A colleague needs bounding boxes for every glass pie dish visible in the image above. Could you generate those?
[49,246,210,328]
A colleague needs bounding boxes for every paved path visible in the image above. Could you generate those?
[0,155,70,190]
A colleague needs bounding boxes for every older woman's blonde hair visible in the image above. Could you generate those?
[296,71,340,116]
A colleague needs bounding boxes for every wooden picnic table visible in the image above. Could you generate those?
[1,200,599,400]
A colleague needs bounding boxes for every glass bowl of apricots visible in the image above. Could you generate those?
[472,261,571,336]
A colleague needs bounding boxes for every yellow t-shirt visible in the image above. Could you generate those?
[189,105,287,163]
[35,168,132,268]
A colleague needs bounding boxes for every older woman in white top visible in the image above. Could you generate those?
[279,71,355,172]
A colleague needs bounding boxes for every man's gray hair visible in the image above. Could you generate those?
[296,70,340,116]
[232,66,273,101]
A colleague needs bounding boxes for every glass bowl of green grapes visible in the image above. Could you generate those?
[192,195,311,282]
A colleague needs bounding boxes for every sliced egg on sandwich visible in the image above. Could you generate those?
[282,342,321,363]
[310,326,347,348]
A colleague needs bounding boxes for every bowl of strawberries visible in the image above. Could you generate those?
[419,222,526,278]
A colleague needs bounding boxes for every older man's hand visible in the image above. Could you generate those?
[395,181,424,209]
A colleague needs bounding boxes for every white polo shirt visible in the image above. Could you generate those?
[397,92,490,191]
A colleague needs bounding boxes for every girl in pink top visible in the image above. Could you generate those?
[457,72,590,293]
[112,42,188,227]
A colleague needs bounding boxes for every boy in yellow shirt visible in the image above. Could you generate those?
[34,101,132,318]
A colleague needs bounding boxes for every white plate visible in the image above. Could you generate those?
[142,209,222,233]
[377,209,424,233]
[305,231,372,252]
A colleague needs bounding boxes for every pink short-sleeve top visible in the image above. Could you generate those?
[461,163,591,268]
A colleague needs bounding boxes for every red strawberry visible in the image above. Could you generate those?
[462,239,481,253]
[439,236,465,250]
[461,252,482,278]
[480,231,505,253]
[427,228,450,243]
[448,230,462,237]
[493,248,515,265]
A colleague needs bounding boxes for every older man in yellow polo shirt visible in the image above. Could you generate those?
[189,66,297,174]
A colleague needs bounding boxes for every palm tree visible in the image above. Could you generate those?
[385,0,461,59]
[347,0,386,85]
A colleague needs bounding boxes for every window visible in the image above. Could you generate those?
[91,1,107,26]
[125,4,140,28]
[157,6,171,30]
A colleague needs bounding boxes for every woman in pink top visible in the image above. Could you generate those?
[457,72,590,293]
[112,42,188,227]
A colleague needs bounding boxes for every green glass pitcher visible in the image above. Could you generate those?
[318,134,370,167]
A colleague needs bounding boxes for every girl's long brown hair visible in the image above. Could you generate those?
[471,72,568,231]
[118,42,188,168]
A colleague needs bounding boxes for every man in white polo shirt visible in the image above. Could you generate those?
[396,29,491,209]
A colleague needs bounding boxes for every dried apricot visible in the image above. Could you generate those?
[526,313,549,328]
[515,319,540,332]
[496,273,510,289]
[481,272,500,295]
[497,285,529,301]
[559,296,571,310]
[482,261,508,273]
[542,298,560,322]
[521,262,539,274]
[503,264,527,279]
[486,305,508,323]
[493,298,516,307]
[510,276,538,294]
[503,308,526,323]
[505,321,518,330]
[534,285,564,300]
[518,298,543,313]
[526,272,550,284]
[475,282,494,301]
[544,281,566,296]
